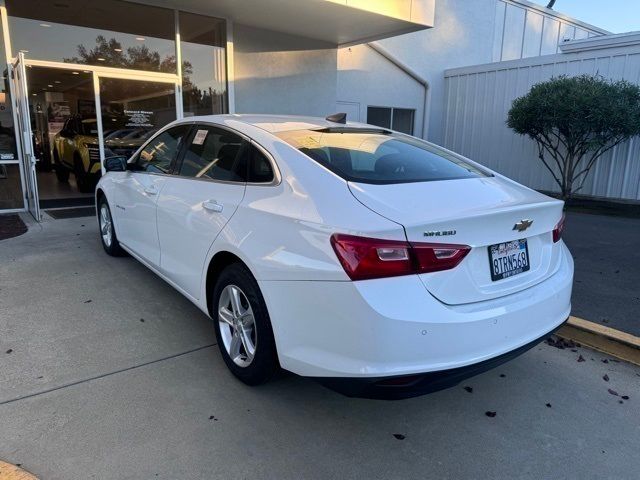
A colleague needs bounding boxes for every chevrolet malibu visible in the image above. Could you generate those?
[95,114,573,399]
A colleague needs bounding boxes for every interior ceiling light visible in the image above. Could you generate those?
[72,71,79,75]
[97,57,106,61]
[114,48,122,52]
[39,23,51,27]
[135,37,145,41]
[32,93,37,96]
[54,80,61,84]
[48,84,53,87]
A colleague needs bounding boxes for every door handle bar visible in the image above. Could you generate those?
[203,200,223,213]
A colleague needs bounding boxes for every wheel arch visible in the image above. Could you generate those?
[205,250,251,318]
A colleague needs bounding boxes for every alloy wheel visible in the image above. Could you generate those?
[99,204,113,248]
[218,284,257,367]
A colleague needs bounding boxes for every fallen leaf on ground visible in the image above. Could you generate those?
[463,386,473,393]
[603,374,609,382]
[485,411,497,418]
[393,434,406,440]
[577,355,585,362]
[608,389,619,396]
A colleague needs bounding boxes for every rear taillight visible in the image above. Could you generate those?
[552,213,565,243]
[330,234,470,281]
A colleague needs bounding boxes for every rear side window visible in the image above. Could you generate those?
[135,125,190,173]
[247,145,274,183]
[178,127,245,182]
[276,129,488,184]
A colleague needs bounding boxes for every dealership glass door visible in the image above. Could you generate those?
[96,74,178,164]
[11,52,40,220]
[9,57,179,218]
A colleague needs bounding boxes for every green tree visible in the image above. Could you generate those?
[507,75,640,201]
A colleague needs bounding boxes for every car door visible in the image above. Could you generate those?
[112,124,191,266]
[156,124,248,299]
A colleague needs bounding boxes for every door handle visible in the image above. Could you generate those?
[144,185,158,195]
[203,200,223,213]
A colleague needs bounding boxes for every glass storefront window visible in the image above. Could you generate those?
[179,12,228,116]
[0,164,24,209]
[99,78,177,159]
[6,0,176,73]
[0,18,18,162]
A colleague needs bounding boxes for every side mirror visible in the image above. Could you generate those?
[104,155,128,172]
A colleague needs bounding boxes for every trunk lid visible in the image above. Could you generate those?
[348,177,564,305]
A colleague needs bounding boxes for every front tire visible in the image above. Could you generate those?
[98,197,125,256]
[53,150,70,183]
[74,155,95,193]
[213,263,279,385]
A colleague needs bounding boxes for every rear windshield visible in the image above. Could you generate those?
[276,129,488,184]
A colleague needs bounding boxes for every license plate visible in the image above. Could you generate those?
[488,239,530,281]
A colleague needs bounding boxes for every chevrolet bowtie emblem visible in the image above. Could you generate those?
[513,219,533,232]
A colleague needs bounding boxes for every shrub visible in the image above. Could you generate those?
[507,75,640,201]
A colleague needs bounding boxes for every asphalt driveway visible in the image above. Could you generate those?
[563,211,640,336]
[1,215,639,479]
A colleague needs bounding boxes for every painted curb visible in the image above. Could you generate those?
[0,461,39,480]
[556,316,640,366]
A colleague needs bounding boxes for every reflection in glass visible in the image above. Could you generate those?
[7,0,176,72]
[24,67,94,175]
[0,19,17,163]
[0,164,24,209]
[179,12,228,116]
[99,78,176,158]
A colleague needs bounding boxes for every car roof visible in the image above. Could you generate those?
[177,114,373,134]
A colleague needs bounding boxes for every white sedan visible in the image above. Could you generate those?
[96,114,573,399]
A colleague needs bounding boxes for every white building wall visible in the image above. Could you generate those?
[442,35,640,201]
[233,24,338,116]
[337,0,606,145]
[337,44,426,135]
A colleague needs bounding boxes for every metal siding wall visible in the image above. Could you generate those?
[443,45,640,201]
[494,1,605,62]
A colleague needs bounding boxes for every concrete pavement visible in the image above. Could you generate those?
[1,216,640,479]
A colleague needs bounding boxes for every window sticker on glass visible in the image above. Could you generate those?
[192,129,209,145]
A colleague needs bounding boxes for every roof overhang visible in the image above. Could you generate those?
[133,0,432,46]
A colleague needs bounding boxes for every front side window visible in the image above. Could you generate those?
[134,125,190,173]
[276,129,488,185]
[178,126,245,182]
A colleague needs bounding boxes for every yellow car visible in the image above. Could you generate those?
[53,116,104,193]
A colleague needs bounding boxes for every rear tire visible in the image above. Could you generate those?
[98,197,125,256]
[213,263,279,386]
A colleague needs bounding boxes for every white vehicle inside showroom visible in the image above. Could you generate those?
[95,114,573,399]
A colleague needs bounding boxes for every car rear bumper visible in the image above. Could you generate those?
[259,242,573,384]
[314,321,565,399]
